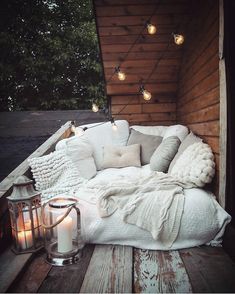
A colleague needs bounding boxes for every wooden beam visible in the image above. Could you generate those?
[133,249,192,293]
[219,0,227,208]
[0,248,32,293]
[38,245,95,293]
[180,247,235,293]
[80,245,133,293]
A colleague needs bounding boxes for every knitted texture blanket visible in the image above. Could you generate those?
[95,172,197,248]
[28,150,86,200]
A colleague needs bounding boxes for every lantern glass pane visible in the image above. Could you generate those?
[42,197,84,265]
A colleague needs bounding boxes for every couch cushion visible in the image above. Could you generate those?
[102,144,141,169]
[150,136,181,172]
[127,129,162,165]
[80,120,130,170]
[130,125,168,137]
[168,131,203,173]
[163,124,188,142]
[56,136,97,180]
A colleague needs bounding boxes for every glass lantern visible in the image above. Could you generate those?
[42,197,84,266]
[7,175,43,254]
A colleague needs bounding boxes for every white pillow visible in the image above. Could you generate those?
[56,136,97,180]
[163,124,188,142]
[102,144,141,169]
[81,120,130,170]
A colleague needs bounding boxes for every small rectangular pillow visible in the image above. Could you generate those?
[127,129,162,165]
[102,144,141,169]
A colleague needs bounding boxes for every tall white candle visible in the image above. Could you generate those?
[57,215,73,253]
[18,230,33,249]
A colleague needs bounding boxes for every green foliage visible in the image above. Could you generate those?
[0,0,106,111]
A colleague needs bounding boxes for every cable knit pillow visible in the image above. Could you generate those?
[102,144,141,169]
[150,136,181,172]
[127,129,162,165]
[170,142,215,187]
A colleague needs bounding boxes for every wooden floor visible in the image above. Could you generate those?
[1,244,235,293]
[0,110,106,181]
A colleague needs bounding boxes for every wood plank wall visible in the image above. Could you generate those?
[176,0,219,194]
[93,0,189,125]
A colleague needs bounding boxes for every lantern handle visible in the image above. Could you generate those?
[41,204,74,229]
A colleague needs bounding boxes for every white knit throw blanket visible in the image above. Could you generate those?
[95,141,215,248]
[95,173,197,248]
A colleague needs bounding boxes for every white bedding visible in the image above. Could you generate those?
[76,165,231,250]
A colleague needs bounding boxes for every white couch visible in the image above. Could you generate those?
[30,120,231,250]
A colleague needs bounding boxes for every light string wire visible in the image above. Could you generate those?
[106,0,163,85]
[113,10,191,118]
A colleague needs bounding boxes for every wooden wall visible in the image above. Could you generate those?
[176,0,219,193]
[93,0,189,125]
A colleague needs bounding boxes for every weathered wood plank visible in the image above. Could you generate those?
[38,245,95,293]
[0,248,32,293]
[107,83,177,95]
[133,249,192,293]
[218,0,227,209]
[8,251,52,293]
[80,245,133,293]
[180,246,235,293]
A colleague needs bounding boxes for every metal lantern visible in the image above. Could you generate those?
[42,197,84,266]
[7,175,43,254]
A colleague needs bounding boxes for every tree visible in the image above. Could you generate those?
[0,0,106,111]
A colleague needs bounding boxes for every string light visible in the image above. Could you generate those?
[110,117,118,131]
[115,66,126,81]
[173,33,185,45]
[70,121,85,136]
[70,121,76,134]
[92,103,99,112]
[146,22,157,35]
[140,85,152,101]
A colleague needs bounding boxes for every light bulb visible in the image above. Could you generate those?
[92,103,99,112]
[143,89,152,100]
[112,122,118,131]
[147,23,157,35]
[173,33,184,45]
[71,124,76,133]
[117,71,126,81]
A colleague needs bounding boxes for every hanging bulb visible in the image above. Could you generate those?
[173,33,185,45]
[92,103,99,112]
[70,121,76,134]
[110,117,118,131]
[115,66,126,81]
[147,22,157,35]
[140,85,152,101]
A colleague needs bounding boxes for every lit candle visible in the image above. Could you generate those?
[57,215,73,253]
[18,230,33,249]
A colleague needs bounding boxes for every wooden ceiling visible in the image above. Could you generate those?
[93,0,190,101]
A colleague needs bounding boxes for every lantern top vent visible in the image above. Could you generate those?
[7,175,40,201]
